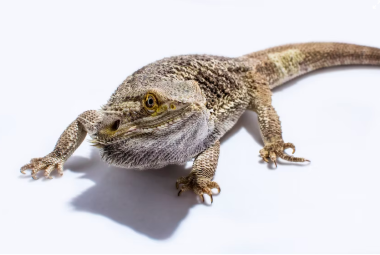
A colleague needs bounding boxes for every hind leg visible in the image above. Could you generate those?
[248,83,309,166]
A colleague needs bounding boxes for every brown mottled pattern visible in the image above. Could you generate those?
[21,42,380,203]
[243,42,380,88]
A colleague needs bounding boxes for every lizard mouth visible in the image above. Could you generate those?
[90,109,191,146]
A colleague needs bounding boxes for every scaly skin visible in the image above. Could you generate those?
[21,42,380,203]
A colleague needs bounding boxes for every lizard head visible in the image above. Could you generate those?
[90,76,212,168]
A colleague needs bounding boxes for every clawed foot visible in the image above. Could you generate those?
[20,154,64,180]
[260,141,310,167]
[176,173,220,203]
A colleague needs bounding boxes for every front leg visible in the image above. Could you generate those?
[21,110,102,179]
[176,141,221,203]
[253,85,309,166]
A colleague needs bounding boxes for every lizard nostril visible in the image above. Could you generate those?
[111,120,121,131]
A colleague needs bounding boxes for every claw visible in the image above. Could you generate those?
[262,157,269,163]
[176,182,179,189]
[260,141,308,166]
[176,175,220,203]
[269,151,277,168]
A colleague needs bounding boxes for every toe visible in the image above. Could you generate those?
[178,184,191,196]
[31,173,39,180]
[57,163,64,176]
[44,165,55,179]
[284,143,296,154]
[176,176,188,189]
[269,151,277,167]
[279,152,310,163]
[20,163,33,174]
[203,189,213,203]
[31,157,42,163]
[209,181,221,194]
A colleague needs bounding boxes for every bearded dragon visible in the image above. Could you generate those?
[21,42,380,203]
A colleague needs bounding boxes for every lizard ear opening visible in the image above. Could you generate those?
[111,120,121,131]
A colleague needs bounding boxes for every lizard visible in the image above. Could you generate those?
[21,42,380,203]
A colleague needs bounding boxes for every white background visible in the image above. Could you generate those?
[1,0,380,253]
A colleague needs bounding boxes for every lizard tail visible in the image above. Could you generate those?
[241,42,380,89]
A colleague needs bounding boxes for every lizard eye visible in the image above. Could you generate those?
[144,93,158,112]
[147,97,154,107]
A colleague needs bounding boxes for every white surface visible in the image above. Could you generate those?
[1,0,380,253]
